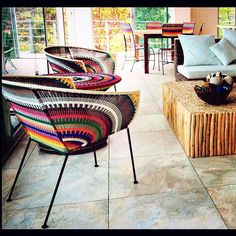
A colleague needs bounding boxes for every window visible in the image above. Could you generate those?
[218,7,236,37]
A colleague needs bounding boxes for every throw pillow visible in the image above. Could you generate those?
[223,28,236,49]
[178,34,222,66]
[210,37,236,65]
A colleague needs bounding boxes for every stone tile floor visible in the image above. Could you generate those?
[2,58,236,229]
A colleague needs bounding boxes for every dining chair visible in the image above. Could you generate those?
[2,74,140,229]
[182,22,195,35]
[159,23,183,75]
[120,22,156,72]
[145,21,163,71]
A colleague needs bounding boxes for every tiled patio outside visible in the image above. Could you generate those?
[2,55,236,229]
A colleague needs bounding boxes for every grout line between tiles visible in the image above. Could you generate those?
[108,185,205,202]
[186,157,229,229]
[206,183,236,189]
[3,197,108,213]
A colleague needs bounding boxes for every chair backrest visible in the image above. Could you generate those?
[162,23,183,37]
[2,75,140,154]
[182,22,195,34]
[146,21,162,30]
[44,46,115,74]
[198,23,204,35]
[120,22,136,52]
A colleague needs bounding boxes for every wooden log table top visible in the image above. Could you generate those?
[163,81,236,158]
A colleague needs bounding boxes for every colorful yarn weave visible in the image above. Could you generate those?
[182,22,195,35]
[2,75,139,154]
[146,21,162,30]
[162,24,183,37]
[120,22,133,33]
[47,72,121,91]
[44,46,115,75]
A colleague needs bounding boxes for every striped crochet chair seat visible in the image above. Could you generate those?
[2,75,139,154]
[44,46,115,74]
[47,72,121,91]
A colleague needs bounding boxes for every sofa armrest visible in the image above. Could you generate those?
[174,39,184,80]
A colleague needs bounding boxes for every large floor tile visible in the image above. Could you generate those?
[136,102,162,116]
[26,142,109,168]
[2,137,37,170]
[129,114,171,132]
[2,168,17,203]
[109,153,203,199]
[207,185,236,229]
[3,160,108,211]
[3,200,108,229]
[109,188,226,229]
[109,130,184,160]
[191,155,236,187]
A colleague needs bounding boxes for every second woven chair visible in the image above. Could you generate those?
[44,46,115,74]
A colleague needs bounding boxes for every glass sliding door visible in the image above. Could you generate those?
[1,7,68,165]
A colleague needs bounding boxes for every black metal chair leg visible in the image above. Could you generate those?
[161,50,165,75]
[151,48,155,70]
[42,154,69,229]
[93,150,99,167]
[9,59,17,69]
[130,58,135,72]
[6,138,32,202]
[121,53,127,70]
[114,84,117,92]
[126,128,138,184]
[158,51,160,71]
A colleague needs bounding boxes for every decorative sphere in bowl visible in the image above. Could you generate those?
[194,72,233,105]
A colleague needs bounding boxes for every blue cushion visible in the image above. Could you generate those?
[223,28,236,49]
[178,34,222,66]
[210,38,236,65]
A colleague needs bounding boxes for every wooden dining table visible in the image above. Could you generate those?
[134,29,180,74]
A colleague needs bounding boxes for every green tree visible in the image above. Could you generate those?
[218,7,235,37]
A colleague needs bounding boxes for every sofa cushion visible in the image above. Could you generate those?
[178,34,222,66]
[177,64,236,79]
[223,28,236,49]
[210,38,236,65]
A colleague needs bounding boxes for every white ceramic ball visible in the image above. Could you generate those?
[224,75,234,85]
[209,75,223,85]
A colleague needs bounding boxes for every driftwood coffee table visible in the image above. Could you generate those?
[163,81,236,158]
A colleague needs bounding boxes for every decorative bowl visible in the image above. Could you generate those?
[194,72,233,105]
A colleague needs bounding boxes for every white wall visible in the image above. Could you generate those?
[66,8,94,48]
[56,8,65,45]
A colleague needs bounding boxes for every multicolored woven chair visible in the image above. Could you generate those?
[2,74,140,229]
[120,22,156,72]
[145,21,163,71]
[43,46,115,74]
[160,23,183,75]
[182,22,195,35]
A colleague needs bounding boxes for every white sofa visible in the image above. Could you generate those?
[174,38,236,81]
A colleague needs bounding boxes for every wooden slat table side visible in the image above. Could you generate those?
[162,81,236,158]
